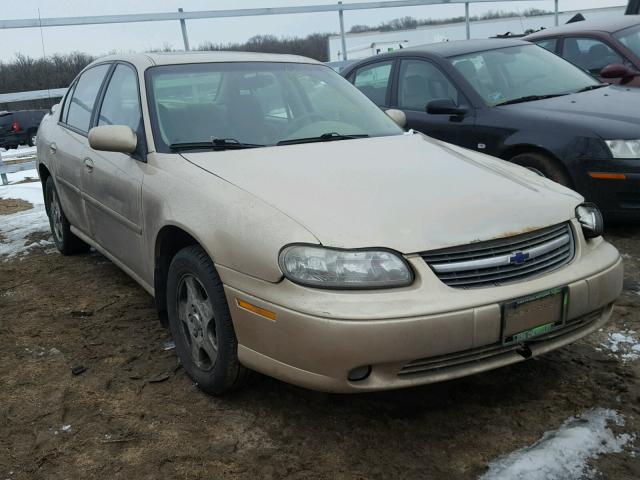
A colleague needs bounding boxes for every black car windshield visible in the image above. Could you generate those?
[449,44,600,107]
[614,24,640,58]
[146,62,402,152]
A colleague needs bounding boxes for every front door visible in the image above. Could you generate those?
[82,63,146,277]
[394,58,475,147]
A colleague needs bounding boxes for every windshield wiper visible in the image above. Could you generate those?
[495,94,567,106]
[169,138,265,151]
[574,84,608,93]
[277,132,369,146]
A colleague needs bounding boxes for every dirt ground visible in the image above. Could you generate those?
[1,219,639,479]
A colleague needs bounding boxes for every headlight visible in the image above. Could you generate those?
[279,245,413,289]
[605,140,640,159]
[575,203,603,239]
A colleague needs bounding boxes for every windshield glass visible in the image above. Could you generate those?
[614,24,640,58]
[449,45,600,106]
[146,62,402,151]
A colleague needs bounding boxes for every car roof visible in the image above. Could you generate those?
[346,38,529,67]
[86,51,322,71]
[525,16,640,39]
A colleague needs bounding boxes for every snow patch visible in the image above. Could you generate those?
[601,330,640,362]
[4,168,39,185]
[481,408,634,480]
[0,177,51,259]
[1,145,37,159]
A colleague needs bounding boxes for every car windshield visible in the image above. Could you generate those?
[614,24,640,58]
[449,44,600,107]
[146,62,402,151]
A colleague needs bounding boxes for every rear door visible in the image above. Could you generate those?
[393,58,475,147]
[82,62,146,277]
[54,63,111,235]
[350,60,394,108]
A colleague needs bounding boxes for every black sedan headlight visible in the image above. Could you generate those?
[575,203,604,239]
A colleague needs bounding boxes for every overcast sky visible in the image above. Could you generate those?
[0,0,628,61]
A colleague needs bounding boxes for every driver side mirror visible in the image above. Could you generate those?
[601,63,639,79]
[426,98,468,115]
[89,125,138,154]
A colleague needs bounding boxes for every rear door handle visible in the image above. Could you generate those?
[84,157,94,173]
[49,142,57,154]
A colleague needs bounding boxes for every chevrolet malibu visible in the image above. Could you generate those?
[37,52,623,395]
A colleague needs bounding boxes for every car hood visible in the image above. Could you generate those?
[182,134,582,253]
[499,86,640,138]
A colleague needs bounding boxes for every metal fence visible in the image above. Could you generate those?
[0,150,37,185]
[0,0,562,60]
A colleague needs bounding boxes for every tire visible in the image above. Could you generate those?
[167,245,250,395]
[45,177,90,255]
[27,130,37,147]
[510,152,572,187]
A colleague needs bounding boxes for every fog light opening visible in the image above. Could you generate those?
[348,365,372,382]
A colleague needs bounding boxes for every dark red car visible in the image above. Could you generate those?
[525,17,640,87]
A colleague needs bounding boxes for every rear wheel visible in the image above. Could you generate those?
[510,152,572,187]
[45,177,90,255]
[167,245,251,395]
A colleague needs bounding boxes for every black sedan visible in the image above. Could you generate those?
[342,39,640,221]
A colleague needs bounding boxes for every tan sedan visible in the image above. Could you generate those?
[37,52,622,394]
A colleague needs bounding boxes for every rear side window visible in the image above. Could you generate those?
[65,64,110,133]
[97,64,142,131]
[534,38,558,53]
[561,37,624,75]
[352,61,393,106]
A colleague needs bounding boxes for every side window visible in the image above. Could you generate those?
[66,64,110,132]
[398,59,460,111]
[97,64,142,131]
[60,83,76,123]
[353,61,393,106]
[562,37,624,75]
[535,38,558,53]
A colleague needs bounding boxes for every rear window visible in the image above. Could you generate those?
[0,112,13,126]
[66,64,111,133]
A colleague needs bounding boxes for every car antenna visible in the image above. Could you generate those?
[37,8,53,111]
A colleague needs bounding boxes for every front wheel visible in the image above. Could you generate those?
[45,177,90,255]
[166,245,251,395]
[510,152,572,187]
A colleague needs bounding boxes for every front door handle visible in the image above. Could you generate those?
[84,158,94,173]
[49,142,57,154]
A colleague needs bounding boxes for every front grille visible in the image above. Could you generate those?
[421,223,575,288]
[398,308,603,377]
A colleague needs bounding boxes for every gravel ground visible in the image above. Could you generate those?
[1,204,639,479]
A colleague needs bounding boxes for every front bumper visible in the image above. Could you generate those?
[580,158,640,221]
[219,224,623,393]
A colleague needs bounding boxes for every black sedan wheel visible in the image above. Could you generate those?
[510,152,572,187]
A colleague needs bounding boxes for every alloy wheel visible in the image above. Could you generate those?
[50,188,63,243]
[176,274,218,370]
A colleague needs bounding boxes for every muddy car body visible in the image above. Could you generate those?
[37,52,623,394]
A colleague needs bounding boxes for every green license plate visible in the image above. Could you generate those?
[502,287,567,344]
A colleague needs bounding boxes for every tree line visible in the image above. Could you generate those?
[0,9,549,109]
